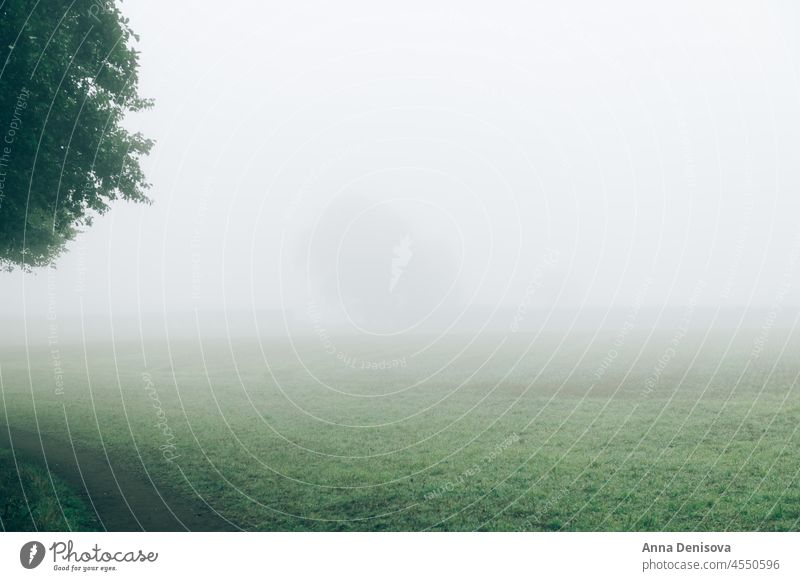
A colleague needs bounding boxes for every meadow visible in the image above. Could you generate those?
[0,448,98,532]
[1,328,798,531]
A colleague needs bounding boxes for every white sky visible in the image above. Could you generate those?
[1,0,799,335]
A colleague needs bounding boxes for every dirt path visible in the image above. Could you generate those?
[0,425,238,531]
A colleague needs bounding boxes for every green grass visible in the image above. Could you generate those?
[0,448,98,531]
[1,330,798,531]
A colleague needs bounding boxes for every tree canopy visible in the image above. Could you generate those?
[0,1,152,270]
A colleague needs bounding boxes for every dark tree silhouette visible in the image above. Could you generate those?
[0,1,152,269]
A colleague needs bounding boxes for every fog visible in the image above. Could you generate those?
[2,0,799,343]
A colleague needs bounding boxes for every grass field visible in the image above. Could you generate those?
[0,448,98,532]
[1,328,798,531]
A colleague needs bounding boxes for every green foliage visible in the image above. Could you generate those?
[0,1,152,269]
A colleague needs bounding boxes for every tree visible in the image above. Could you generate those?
[0,1,152,270]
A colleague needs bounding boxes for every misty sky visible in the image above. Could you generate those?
[1,0,799,335]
